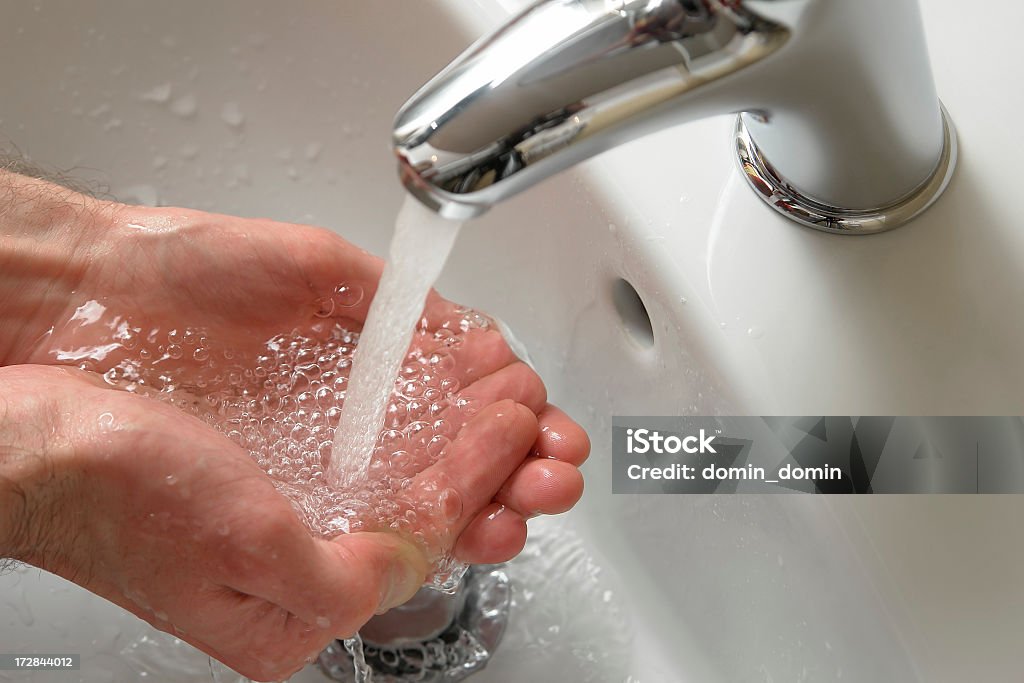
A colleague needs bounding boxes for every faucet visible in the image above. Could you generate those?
[392,0,957,234]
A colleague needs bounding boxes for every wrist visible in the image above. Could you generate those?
[0,169,115,365]
[0,366,80,565]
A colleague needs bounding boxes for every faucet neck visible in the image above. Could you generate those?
[394,0,955,233]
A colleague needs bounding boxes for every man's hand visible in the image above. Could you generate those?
[0,170,589,680]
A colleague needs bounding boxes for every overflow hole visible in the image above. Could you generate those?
[612,278,655,348]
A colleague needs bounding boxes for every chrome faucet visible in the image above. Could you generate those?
[392,0,956,234]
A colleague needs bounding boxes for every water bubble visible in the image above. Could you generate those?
[334,284,364,308]
[429,353,455,372]
[456,397,479,416]
[379,429,406,454]
[407,421,433,449]
[427,435,450,459]
[407,399,428,421]
[315,296,335,318]
[43,286,483,588]
[402,380,425,398]
[385,402,408,428]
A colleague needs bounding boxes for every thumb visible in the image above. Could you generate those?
[315,532,430,635]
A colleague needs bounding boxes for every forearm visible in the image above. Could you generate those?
[0,168,109,365]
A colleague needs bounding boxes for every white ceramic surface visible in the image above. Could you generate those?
[2,1,1023,681]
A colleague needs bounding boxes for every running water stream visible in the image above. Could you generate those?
[327,196,463,487]
[327,196,463,682]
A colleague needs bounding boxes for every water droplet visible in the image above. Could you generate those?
[140,83,172,103]
[171,94,198,118]
[437,488,462,523]
[220,102,245,128]
[304,142,323,161]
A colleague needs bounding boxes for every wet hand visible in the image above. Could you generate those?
[0,365,582,681]
[1,172,589,678]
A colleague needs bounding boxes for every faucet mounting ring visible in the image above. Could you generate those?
[735,105,958,235]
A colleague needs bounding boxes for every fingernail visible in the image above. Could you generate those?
[379,556,424,612]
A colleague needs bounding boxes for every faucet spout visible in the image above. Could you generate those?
[394,0,956,234]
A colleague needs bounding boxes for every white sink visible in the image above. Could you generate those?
[3,1,1024,681]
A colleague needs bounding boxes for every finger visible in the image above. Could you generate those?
[421,290,462,328]
[256,221,385,325]
[217,508,427,637]
[320,532,430,625]
[448,363,547,422]
[534,404,591,466]
[495,458,584,517]
[409,327,518,389]
[453,504,527,564]
[412,400,538,528]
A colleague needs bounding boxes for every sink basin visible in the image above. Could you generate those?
[3,1,1024,681]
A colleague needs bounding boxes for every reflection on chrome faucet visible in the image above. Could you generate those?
[393,0,957,234]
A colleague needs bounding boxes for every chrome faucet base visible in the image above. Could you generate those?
[395,0,954,231]
[735,106,958,235]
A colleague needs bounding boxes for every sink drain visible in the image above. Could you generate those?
[318,566,510,682]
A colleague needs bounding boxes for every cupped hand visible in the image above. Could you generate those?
[0,363,584,681]
[11,199,587,560]
[0,181,589,680]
